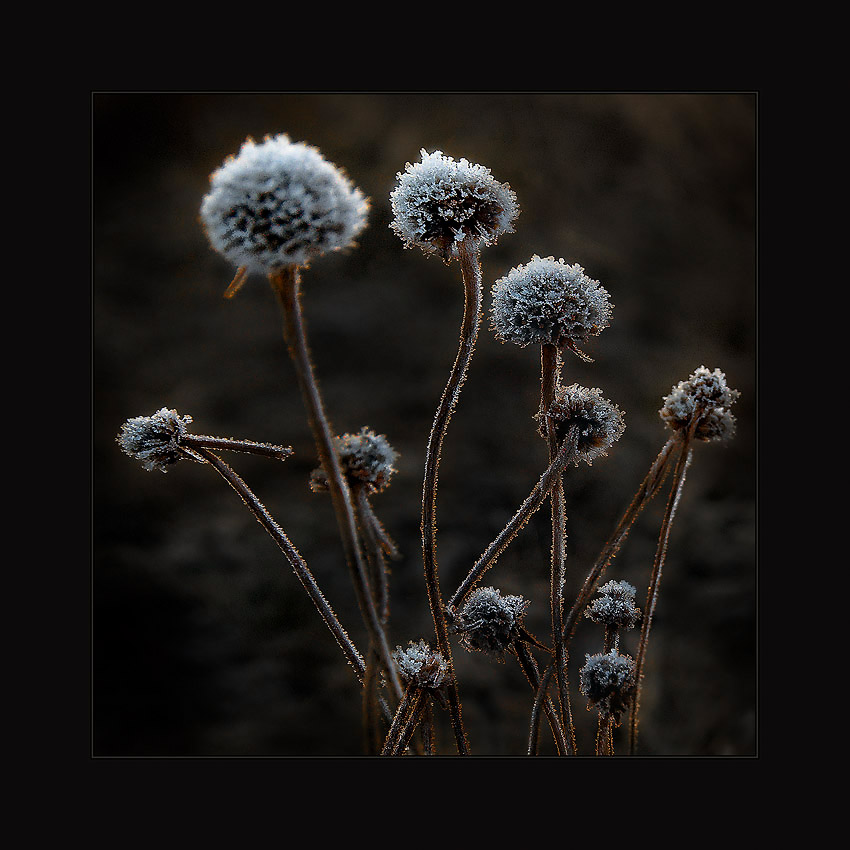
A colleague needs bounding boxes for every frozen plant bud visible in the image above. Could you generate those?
[390,149,519,262]
[117,408,194,473]
[393,640,449,690]
[450,586,531,661]
[584,580,641,630]
[200,134,369,275]
[490,255,613,351]
[579,649,637,722]
[546,384,625,465]
[310,427,398,494]
[660,366,740,442]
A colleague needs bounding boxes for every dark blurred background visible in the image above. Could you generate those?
[92,92,756,757]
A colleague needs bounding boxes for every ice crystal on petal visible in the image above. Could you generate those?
[389,149,518,262]
[584,580,641,630]
[490,255,612,349]
[200,134,369,274]
[546,384,625,465]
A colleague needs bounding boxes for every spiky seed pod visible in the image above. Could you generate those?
[116,408,195,473]
[490,255,613,350]
[392,640,449,690]
[310,427,398,494]
[659,365,740,442]
[450,586,531,661]
[389,149,519,262]
[584,580,641,631]
[545,384,626,465]
[200,134,369,275]
[579,649,637,722]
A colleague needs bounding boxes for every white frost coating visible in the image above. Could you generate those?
[116,407,193,472]
[490,255,613,349]
[548,384,625,466]
[200,134,369,274]
[389,149,519,261]
[659,365,739,442]
[392,639,449,689]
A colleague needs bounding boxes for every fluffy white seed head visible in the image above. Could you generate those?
[584,580,641,630]
[579,649,637,721]
[116,407,193,473]
[660,366,740,442]
[451,586,530,661]
[392,640,449,690]
[491,255,613,350]
[200,134,369,274]
[389,149,519,262]
[310,427,398,494]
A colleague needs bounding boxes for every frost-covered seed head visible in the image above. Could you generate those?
[659,366,740,442]
[200,134,369,274]
[491,255,613,350]
[392,640,449,690]
[310,427,398,494]
[579,649,637,721]
[584,580,641,630]
[116,407,194,473]
[389,149,519,262]
[451,586,530,661]
[546,384,625,465]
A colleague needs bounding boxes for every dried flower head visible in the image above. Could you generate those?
[579,649,637,722]
[392,640,449,690]
[584,580,641,631]
[310,427,398,494]
[117,407,194,472]
[389,149,519,262]
[659,366,740,442]
[200,134,369,275]
[491,255,613,350]
[450,586,531,661]
[545,384,625,465]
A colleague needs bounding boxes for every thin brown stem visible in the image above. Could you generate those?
[268,266,404,706]
[514,640,567,755]
[448,430,581,610]
[381,682,427,756]
[180,433,294,461]
[420,237,482,755]
[628,436,693,755]
[185,445,366,682]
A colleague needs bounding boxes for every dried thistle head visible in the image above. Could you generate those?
[200,134,369,275]
[490,255,613,351]
[449,586,531,662]
[392,640,449,690]
[389,149,519,262]
[579,649,637,723]
[544,384,626,465]
[584,580,641,631]
[659,366,740,442]
[116,407,195,472]
[310,427,398,494]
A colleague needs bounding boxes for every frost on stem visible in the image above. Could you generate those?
[659,365,740,442]
[448,586,531,662]
[310,427,398,495]
[116,408,195,472]
[584,580,641,631]
[200,134,369,276]
[490,255,613,351]
[389,149,519,262]
[393,640,449,691]
[544,384,626,465]
[579,649,637,723]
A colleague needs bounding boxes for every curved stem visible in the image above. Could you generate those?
[513,640,567,755]
[269,266,404,706]
[186,445,366,682]
[628,436,693,754]
[419,238,482,754]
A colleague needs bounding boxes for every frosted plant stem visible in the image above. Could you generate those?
[354,484,391,623]
[628,436,693,755]
[420,237,482,755]
[268,266,404,707]
[180,433,293,461]
[381,682,426,756]
[448,427,580,610]
[526,436,678,753]
[540,342,575,754]
[513,640,567,755]
[186,445,366,682]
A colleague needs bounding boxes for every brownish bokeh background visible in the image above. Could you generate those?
[93,92,756,757]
